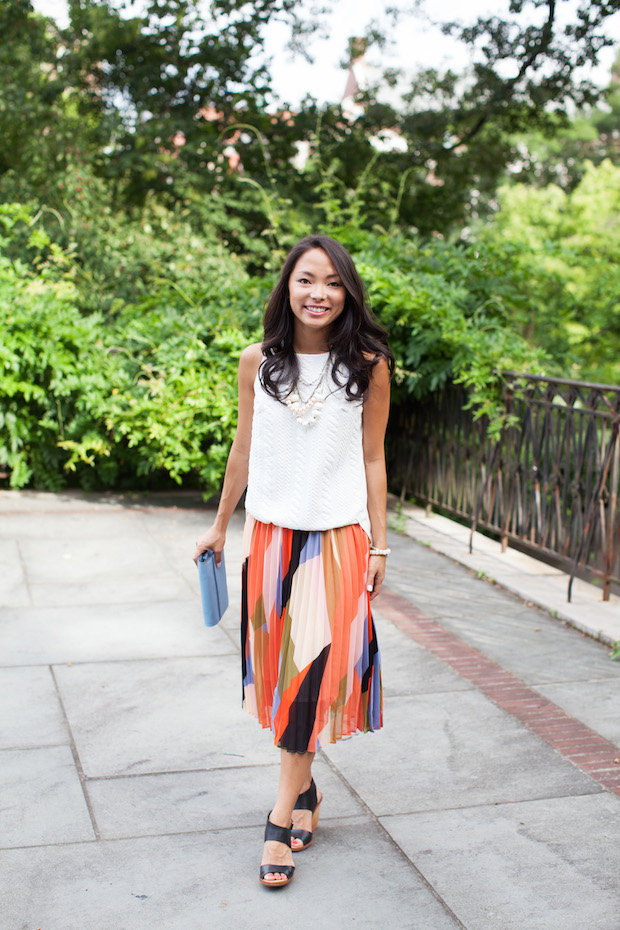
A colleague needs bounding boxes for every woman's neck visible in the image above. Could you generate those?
[293,329,331,355]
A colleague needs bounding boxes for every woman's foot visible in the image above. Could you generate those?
[291,779,322,851]
[259,815,295,887]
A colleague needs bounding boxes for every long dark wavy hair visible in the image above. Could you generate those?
[261,235,394,402]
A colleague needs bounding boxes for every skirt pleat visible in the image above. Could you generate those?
[241,516,383,753]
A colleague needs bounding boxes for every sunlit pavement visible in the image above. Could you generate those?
[1,489,619,930]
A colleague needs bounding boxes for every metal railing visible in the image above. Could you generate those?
[387,373,620,601]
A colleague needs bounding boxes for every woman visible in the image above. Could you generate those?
[193,234,393,888]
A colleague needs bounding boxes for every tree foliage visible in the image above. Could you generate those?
[2,0,619,237]
[480,160,620,384]
[0,202,547,490]
[225,0,620,235]
[0,1,81,192]
[0,202,265,490]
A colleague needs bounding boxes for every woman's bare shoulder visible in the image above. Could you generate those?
[240,342,263,362]
[364,352,390,379]
[239,342,264,377]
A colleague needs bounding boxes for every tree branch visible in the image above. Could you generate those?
[443,0,557,152]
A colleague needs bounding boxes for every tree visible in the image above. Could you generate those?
[0,1,84,197]
[208,1,620,238]
[502,50,620,191]
[58,0,315,202]
[478,160,620,384]
[0,2,312,203]
[3,0,620,248]
[364,0,620,232]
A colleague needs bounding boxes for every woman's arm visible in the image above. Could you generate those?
[192,343,263,565]
[362,356,391,600]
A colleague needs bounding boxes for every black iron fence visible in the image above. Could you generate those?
[387,373,620,601]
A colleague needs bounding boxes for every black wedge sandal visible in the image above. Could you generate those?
[259,814,295,888]
[291,778,322,852]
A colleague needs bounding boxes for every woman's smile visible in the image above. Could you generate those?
[304,304,330,316]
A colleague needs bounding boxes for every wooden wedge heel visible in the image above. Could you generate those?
[291,779,322,852]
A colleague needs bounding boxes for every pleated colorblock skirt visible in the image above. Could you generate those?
[241,515,383,753]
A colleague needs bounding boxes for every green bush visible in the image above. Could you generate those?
[0,204,265,492]
[86,302,259,492]
[0,244,108,488]
[342,229,549,430]
[478,161,620,384]
[0,200,550,493]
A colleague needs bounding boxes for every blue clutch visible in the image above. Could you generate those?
[197,550,229,627]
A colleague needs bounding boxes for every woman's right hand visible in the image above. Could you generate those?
[193,526,226,566]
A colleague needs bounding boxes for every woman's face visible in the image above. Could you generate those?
[288,248,346,339]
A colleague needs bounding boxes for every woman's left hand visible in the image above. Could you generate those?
[367,554,386,600]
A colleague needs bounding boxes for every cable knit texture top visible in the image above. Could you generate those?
[245,353,370,536]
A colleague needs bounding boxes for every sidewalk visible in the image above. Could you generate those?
[389,497,620,648]
[1,490,619,930]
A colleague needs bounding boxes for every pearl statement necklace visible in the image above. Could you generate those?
[285,354,331,427]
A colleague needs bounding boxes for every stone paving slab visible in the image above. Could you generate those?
[138,508,246,576]
[0,601,236,666]
[387,550,516,622]
[0,489,144,512]
[324,690,601,815]
[0,746,95,848]
[534,679,620,747]
[2,491,620,930]
[494,571,620,644]
[53,657,275,778]
[385,528,620,745]
[0,510,149,540]
[85,757,361,840]
[383,792,620,930]
[0,666,67,748]
[379,588,620,796]
[21,536,169,584]
[28,570,193,608]
[372,608,473,697]
[0,819,462,930]
[428,608,620,686]
[0,538,29,607]
[396,500,620,646]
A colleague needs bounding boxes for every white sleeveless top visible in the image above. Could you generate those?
[245,353,370,536]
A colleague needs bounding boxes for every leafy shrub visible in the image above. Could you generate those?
[341,229,549,430]
[0,199,551,493]
[2,162,260,316]
[478,160,620,384]
[85,302,261,492]
[0,220,110,488]
[0,204,264,492]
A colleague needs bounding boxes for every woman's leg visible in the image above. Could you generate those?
[261,749,314,882]
[290,768,323,849]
